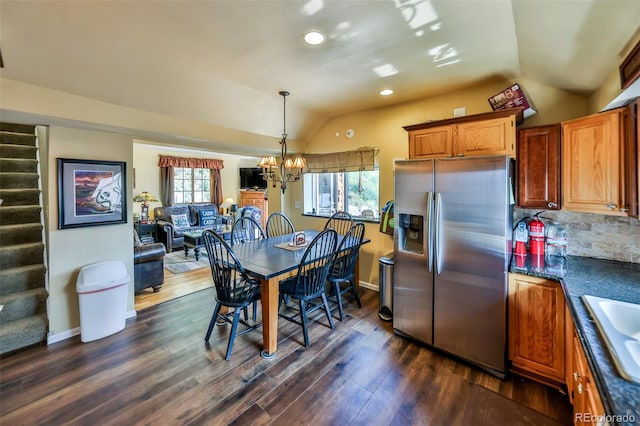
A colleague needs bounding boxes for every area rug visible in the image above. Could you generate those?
[164,250,210,274]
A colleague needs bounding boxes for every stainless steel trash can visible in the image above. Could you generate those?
[378,252,394,321]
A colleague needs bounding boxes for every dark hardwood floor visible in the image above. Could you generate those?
[1,286,573,425]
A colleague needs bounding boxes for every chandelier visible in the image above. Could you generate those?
[258,91,306,194]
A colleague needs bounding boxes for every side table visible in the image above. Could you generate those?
[134,221,157,244]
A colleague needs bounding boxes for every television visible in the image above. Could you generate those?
[239,167,266,189]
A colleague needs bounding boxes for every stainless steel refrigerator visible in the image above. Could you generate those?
[393,156,512,377]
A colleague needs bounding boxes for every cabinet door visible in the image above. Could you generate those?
[456,116,516,158]
[408,125,453,159]
[517,125,561,209]
[562,109,626,215]
[572,333,606,426]
[508,274,565,384]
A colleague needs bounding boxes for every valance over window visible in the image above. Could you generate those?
[158,155,224,206]
[302,147,379,173]
[158,156,224,170]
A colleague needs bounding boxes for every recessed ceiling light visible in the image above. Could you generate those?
[304,31,325,45]
[380,89,394,96]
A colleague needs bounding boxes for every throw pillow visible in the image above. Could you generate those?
[198,209,218,227]
[171,213,190,229]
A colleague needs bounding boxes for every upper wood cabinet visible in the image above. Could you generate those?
[561,107,634,215]
[508,273,566,386]
[517,124,561,209]
[404,108,522,159]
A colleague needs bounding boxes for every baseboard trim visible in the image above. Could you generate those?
[47,309,138,345]
[359,280,378,291]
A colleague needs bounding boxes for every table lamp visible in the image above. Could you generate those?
[220,197,235,215]
[133,191,159,222]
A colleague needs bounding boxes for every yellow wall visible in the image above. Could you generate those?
[46,126,134,338]
[288,78,589,287]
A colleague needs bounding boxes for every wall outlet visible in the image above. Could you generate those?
[454,107,466,117]
[295,200,301,209]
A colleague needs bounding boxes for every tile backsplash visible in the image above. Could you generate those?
[514,208,640,264]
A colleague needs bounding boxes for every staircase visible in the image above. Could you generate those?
[0,122,48,355]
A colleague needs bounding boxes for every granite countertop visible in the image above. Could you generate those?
[510,255,640,426]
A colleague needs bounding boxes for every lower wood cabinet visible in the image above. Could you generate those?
[509,272,607,425]
[508,273,566,386]
[567,316,607,425]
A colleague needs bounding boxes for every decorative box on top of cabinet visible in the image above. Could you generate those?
[404,108,523,159]
[240,190,268,229]
[561,106,635,216]
[517,124,561,209]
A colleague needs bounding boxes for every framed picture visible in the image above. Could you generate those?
[57,158,127,229]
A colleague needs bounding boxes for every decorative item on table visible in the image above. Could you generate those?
[257,91,306,194]
[290,231,306,246]
[219,197,236,215]
[133,191,159,222]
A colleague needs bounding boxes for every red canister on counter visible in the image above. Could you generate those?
[528,216,545,255]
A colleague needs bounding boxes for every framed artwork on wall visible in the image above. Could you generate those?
[57,158,127,229]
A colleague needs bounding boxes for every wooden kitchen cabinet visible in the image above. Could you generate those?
[562,107,633,215]
[622,98,639,218]
[404,108,522,159]
[517,124,561,209]
[566,316,606,425]
[508,273,565,386]
[240,190,268,229]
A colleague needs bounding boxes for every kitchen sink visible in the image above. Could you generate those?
[582,295,640,383]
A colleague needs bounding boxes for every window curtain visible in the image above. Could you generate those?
[302,147,378,173]
[158,155,224,206]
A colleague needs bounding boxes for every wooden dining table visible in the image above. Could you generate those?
[231,229,368,358]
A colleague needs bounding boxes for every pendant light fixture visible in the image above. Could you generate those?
[258,91,306,194]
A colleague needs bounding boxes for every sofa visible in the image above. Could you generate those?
[134,232,166,293]
[154,204,226,252]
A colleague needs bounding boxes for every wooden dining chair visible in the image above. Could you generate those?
[231,216,265,245]
[265,211,295,238]
[327,222,365,321]
[202,230,262,361]
[324,211,353,235]
[278,228,338,348]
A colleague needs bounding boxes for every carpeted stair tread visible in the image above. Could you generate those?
[0,133,37,146]
[0,205,42,225]
[0,144,37,160]
[0,189,41,206]
[0,264,46,296]
[0,121,48,356]
[0,314,48,356]
[0,172,39,189]
[0,288,48,323]
[0,123,35,134]
[0,158,38,173]
[0,223,43,245]
[0,242,45,269]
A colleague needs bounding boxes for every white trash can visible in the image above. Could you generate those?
[76,260,130,343]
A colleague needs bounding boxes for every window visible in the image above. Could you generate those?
[303,170,379,221]
[173,167,210,204]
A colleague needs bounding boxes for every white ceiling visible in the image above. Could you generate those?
[1,0,639,144]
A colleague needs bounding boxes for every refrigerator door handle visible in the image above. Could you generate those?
[426,191,434,272]
[434,192,443,274]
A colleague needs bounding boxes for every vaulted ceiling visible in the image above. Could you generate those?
[1,0,639,146]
